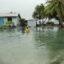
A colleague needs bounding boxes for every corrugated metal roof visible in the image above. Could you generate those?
[0,13,19,17]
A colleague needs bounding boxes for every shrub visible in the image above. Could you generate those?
[19,18,27,27]
[46,22,54,25]
[6,21,14,25]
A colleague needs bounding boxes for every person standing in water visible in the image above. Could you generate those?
[22,27,25,34]
[26,27,30,33]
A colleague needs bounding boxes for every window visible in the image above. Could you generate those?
[8,17,12,21]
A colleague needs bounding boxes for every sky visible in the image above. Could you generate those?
[0,0,46,20]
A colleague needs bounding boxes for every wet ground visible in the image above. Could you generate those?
[0,27,64,64]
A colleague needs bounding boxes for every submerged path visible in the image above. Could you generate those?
[0,27,64,64]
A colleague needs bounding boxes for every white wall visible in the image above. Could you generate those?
[50,18,59,24]
[4,18,8,25]
[12,17,18,26]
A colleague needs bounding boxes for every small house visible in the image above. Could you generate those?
[0,13,21,26]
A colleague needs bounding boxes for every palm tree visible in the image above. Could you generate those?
[32,11,38,19]
[45,0,64,27]
[32,4,45,19]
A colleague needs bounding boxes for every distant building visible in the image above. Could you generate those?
[0,13,21,26]
[42,18,59,24]
[28,19,37,26]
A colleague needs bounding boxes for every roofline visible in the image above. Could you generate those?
[0,13,21,19]
[0,16,18,18]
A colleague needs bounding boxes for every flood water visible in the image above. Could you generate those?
[0,27,64,64]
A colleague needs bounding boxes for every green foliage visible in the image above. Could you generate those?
[32,4,45,19]
[45,0,64,27]
[45,0,64,19]
[0,25,8,27]
[19,18,27,27]
[46,22,54,25]
[6,21,14,25]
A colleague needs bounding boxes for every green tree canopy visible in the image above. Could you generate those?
[32,4,45,19]
[45,0,64,27]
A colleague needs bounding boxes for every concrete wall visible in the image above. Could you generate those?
[4,18,8,25]
[12,17,18,26]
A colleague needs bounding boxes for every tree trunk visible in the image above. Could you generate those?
[59,19,64,28]
[58,13,64,28]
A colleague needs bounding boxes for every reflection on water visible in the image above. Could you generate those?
[36,27,43,31]
[35,27,64,64]
[0,27,64,64]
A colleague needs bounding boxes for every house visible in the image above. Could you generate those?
[0,13,21,26]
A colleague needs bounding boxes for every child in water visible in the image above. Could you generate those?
[26,27,30,33]
[22,27,25,34]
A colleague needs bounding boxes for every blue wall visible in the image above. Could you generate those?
[0,18,4,25]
